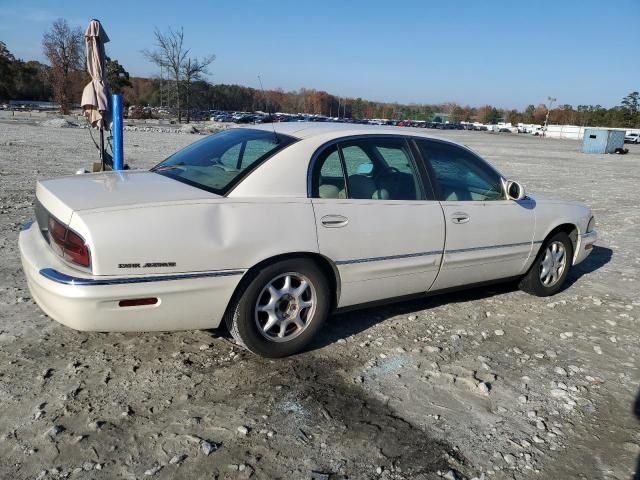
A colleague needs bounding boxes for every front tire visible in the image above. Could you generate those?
[519,232,573,297]
[225,258,330,358]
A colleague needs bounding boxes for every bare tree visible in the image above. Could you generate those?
[143,27,214,123]
[42,19,83,114]
[143,27,186,122]
[182,55,215,123]
[143,27,187,121]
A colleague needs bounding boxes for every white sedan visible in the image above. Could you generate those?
[19,124,597,357]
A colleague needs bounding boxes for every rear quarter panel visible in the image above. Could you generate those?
[70,198,319,276]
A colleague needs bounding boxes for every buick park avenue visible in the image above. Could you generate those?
[19,124,597,357]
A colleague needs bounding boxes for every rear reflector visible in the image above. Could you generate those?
[118,298,159,307]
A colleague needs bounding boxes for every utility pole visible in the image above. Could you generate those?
[543,96,556,138]
[159,65,163,108]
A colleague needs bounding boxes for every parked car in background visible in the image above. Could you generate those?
[212,114,234,122]
[624,132,640,144]
[20,124,596,357]
[234,114,256,124]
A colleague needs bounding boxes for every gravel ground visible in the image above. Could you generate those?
[0,121,639,480]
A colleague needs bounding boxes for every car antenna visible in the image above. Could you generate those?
[258,75,278,143]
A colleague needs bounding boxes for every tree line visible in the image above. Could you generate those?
[0,18,638,128]
[124,80,640,129]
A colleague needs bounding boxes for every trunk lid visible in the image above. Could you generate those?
[36,170,218,223]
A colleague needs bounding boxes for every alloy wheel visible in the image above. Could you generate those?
[539,241,567,287]
[254,272,317,342]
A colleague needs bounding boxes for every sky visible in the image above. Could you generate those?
[0,0,638,109]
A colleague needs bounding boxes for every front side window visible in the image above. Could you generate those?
[152,129,295,194]
[342,145,375,178]
[417,140,504,201]
[312,137,424,200]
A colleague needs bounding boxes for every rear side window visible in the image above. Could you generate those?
[375,145,414,174]
[152,129,295,195]
[315,145,346,199]
[417,140,504,201]
[312,137,424,200]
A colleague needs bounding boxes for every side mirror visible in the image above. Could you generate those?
[506,180,526,200]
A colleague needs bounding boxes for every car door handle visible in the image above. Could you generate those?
[451,212,470,224]
[321,215,349,228]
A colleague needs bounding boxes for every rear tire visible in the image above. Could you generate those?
[519,232,573,297]
[224,258,330,358]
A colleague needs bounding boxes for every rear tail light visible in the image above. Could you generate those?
[48,217,91,268]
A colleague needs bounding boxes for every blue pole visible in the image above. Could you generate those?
[112,94,124,171]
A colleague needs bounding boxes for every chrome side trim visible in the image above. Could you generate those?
[336,240,543,266]
[336,250,442,265]
[446,241,536,254]
[39,268,244,286]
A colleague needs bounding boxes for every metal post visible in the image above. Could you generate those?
[543,96,556,138]
[112,94,124,170]
[99,128,104,170]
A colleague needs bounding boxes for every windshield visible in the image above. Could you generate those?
[151,128,296,195]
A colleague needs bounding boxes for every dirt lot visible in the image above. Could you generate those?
[0,120,639,480]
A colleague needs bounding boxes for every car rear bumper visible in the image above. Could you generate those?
[19,222,244,332]
[574,230,597,265]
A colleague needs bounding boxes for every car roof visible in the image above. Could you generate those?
[245,121,463,144]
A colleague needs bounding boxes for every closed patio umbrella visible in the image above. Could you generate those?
[81,19,110,168]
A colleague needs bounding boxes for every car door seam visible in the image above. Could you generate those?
[523,206,538,268]
[309,200,323,254]
[426,201,447,291]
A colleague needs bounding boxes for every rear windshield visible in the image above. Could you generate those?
[151,128,295,195]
